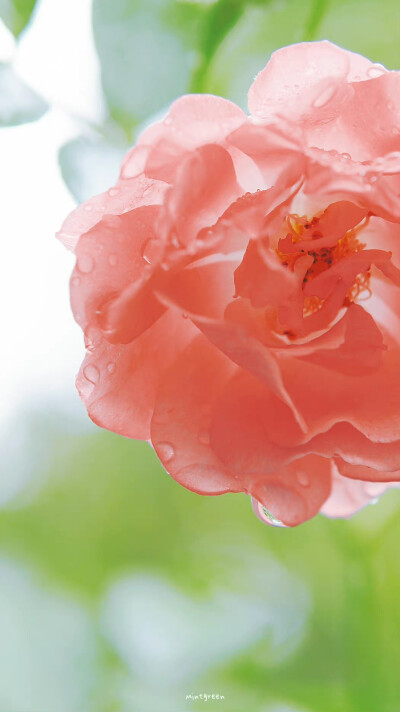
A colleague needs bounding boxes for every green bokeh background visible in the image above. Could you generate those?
[1,1,400,711]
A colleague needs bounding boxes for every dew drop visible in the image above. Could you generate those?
[71,276,80,287]
[313,84,336,108]
[252,497,288,527]
[108,188,118,197]
[198,429,210,445]
[141,238,162,265]
[108,253,118,266]
[261,507,287,527]
[107,362,116,374]
[182,312,188,319]
[341,152,351,160]
[84,326,101,352]
[77,253,94,274]
[84,204,93,212]
[367,65,385,79]
[297,470,310,487]
[156,442,175,463]
[171,232,180,248]
[83,364,100,385]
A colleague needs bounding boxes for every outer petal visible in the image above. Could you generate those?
[248,41,374,121]
[57,174,166,251]
[151,336,240,494]
[122,94,247,184]
[321,465,394,518]
[70,206,166,342]
[77,310,197,441]
[279,339,400,442]
[251,455,332,527]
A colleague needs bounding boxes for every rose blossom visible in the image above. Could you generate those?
[58,41,400,527]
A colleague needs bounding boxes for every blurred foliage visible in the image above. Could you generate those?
[0,62,47,125]
[1,413,400,711]
[92,0,400,135]
[0,0,37,36]
[59,134,127,203]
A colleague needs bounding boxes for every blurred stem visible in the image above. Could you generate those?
[189,0,245,93]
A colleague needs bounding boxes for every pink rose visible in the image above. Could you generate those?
[58,41,400,527]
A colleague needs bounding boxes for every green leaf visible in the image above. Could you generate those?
[0,0,38,37]
[92,0,206,136]
[0,63,47,126]
[58,134,127,203]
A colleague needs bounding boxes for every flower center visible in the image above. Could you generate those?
[277,212,371,315]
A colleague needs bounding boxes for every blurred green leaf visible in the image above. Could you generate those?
[59,134,128,203]
[315,0,400,69]
[0,62,47,126]
[1,412,400,710]
[92,0,206,136]
[0,0,38,36]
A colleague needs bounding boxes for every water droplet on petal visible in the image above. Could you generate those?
[84,204,93,212]
[141,238,162,265]
[108,253,118,266]
[198,429,210,445]
[171,232,180,248]
[84,326,102,352]
[108,188,118,197]
[182,312,188,319]
[107,362,116,374]
[341,152,351,160]
[297,470,310,487]
[83,364,100,385]
[156,442,175,463]
[367,65,385,79]
[77,253,94,274]
[71,276,80,287]
[313,84,337,108]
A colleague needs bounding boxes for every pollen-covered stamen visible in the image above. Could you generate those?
[277,213,371,315]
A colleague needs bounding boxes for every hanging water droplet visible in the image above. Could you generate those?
[107,362,116,374]
[261,507,287,527]
[252,497,288,527]
[77,253,94,274]
[83,364,100,385]
[156,442,175,463]
[297,470,310,487]
[198,429,210,445]
[108,253,118,266]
